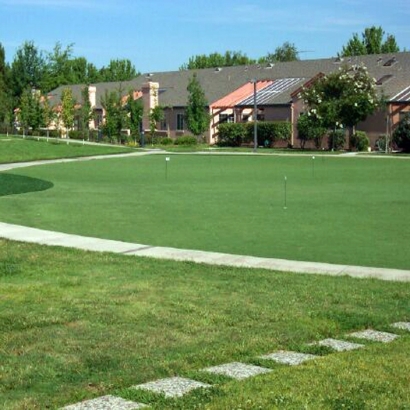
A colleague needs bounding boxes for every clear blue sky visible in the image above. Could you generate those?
[1,0,409,74]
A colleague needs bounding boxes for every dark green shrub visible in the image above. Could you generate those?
[159,137,173,145]
[297,114,327,149]
[375,135,387,151]
[68,130,84,140]
[174,135,197,146]
[217,123,246,147]
[393,114,410,152]
[246,121,291,146]
[350,130,369,151]
[328,129,346,150]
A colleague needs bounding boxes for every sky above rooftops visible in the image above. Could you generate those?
[0,0,409,74]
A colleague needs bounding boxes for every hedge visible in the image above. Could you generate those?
[217,121,291,147]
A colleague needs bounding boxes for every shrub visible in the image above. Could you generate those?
[350,131,369,151]
[158,137,174,145]
[217,123,246,147]
[297,114,327,149]
[375,135,387,151]
[328,129,346,150]
[68,130,84,140]
[246,121,291,147]
[174,135,197,146]
[393,114,410,152]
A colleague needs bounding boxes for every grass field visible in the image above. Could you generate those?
[0,135,133,163]
[0,240,409,409]
[1,153,409,269]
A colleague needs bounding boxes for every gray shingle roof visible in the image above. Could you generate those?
[48,52,410,108]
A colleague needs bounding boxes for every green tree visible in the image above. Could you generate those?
[77,86,93,139]
[18,88,44,133]
[125,90,143,140]
[101,88,127,142]
[341,26,400,56]
[61,88,75,137]
[10,41,45,101]
[180,51,256,70]
[297,113,327,149]
[393,114,410,152]
[259,42,300,63]
[0,42,12,124]
[301,65,379,148]
[185,74,210,137]
[149,105,164,142]
[99,59,138,82]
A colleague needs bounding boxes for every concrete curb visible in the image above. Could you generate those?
[1,222,409,282]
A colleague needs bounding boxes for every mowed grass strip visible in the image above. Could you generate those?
[1,154,409,269]
[0,240,409,409]
[0,135,133,164]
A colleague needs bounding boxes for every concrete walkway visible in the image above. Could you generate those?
[1,222,409,282]
[1,151,409,282]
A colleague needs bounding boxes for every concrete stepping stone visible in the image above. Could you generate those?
[347,329,399,343]
[259,350,318,365]
[62,394,147,409]
[391,322,410,331]
[314,338,365,352]
[201,362,272,380]
[132,376,210,398]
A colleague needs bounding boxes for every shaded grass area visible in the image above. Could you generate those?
[0,173,53,196]
[1,154,409,269]
[0,240,409,409]
[0,135,133,164]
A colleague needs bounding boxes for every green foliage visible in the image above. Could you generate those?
[101,88,128,142]
[393,113,410,152]
[158,137,173,145]
[350,130,369,151]
[328,129,346,150]
[18,88,45,131]
[217,122,291,147]
[149,105,164,139]
[185,74,210,136]
[341,26,400,56]
[180,50,256,70]
[259,41,300,63]
[217,123,246,146]
[61,87,75,136]
[99,59,139,82]
[301,65,379,133]
[125,90,143,137]
[297,113,327,149]
[174,135,197,145]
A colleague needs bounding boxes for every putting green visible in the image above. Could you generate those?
[0,154,409,269]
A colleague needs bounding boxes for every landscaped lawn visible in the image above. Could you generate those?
[0,135,133,163]
[0,240,409,409]
[0,153,409,269]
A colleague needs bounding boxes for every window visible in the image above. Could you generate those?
[376,75,393,86]
[219,113,234,123]
[160,119,167,130]
[176,113,184,131]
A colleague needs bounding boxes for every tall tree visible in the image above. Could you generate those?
[341,26,400,56]
[301,65,380,146]
[125,90,143,138]
[180,51,256,70]
[185,74,210,137]
[10,41,45,100]
[99,59,138,82]
[259,42,300,63]
[18,88,44,132]
[101,87,128,142]
[61,87,75,137]
[0,42,12,124]
[77,86,93,137]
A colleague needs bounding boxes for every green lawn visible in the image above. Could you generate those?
[1,153,409,269]
[0,135,133,163]
[0,240,409,409]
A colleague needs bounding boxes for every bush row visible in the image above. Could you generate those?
[217,122,292,147]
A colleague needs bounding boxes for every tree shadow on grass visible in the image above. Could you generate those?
[0,173,54,196]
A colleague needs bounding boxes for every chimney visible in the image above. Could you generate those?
[142,81,159,131]
[88,85,97,108]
